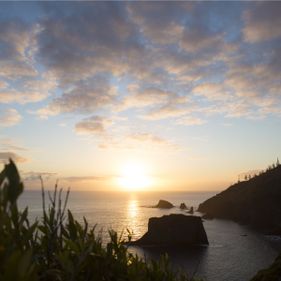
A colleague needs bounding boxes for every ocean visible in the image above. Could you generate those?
[18,190,281,281]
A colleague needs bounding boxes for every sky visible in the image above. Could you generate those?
[0,2,281,192]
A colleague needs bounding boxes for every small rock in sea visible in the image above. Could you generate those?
[180,203,187,210]
[188,206,194,214]
[155,199,174,209]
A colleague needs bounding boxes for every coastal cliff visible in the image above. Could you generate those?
[198,164,281,234]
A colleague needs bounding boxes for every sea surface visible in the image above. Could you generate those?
[19,190,281,281]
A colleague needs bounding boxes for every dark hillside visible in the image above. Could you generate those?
[198,165,281,233]
[250,253,281,281]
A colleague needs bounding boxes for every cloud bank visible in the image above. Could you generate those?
[0,2,280,149]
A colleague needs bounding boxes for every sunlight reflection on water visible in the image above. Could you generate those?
[128,198,138,219]
[126,198,142,237]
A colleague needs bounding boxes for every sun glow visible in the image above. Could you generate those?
[118,162,152,191]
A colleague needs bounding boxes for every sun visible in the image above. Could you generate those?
[117,162,152,191]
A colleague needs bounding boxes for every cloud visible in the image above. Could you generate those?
[91,129,179,151]
[127,132,170,145]
[23,171,57,181]
[119,87,186,111]
[0,81,8,90]
[0,20,38,78]
[0,18,55,105]
[0,138,27,151]
[0,75,56,104]
[36,2,140,83]
[62,175,111,182]
[180,26,223,54]
[0,22,57,105]
[143,104,192,120]
[75,115,113,135]
[33,107,57,120]
[40,76,117,116]
[127,2,190,45]
[176,116,206,126]
[118,85,194,121]
[192,83,232,102]
[221,56,281,118]
[34,2,214,120]
[0,138,28,165]
[243,2,281,43]
[0,152,27,163]
[122,132,179,151]
[0,108,22,127]
[30,3,273,123]
[0,2,280,130]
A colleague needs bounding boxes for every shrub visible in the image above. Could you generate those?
[0,160,200,281]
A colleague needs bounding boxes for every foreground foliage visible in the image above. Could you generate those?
[0,160,199,281]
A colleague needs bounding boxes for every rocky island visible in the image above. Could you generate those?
[131,214,208,246]
[154,199,174,209]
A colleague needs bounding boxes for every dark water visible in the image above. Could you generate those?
[19,190,281,281]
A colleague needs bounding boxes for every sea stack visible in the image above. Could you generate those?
[155,199,174,209]
[132,214,208,246]
[180,203,187,210]
[188,206,194,214]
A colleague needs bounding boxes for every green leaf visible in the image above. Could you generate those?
[5,159,23,203]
